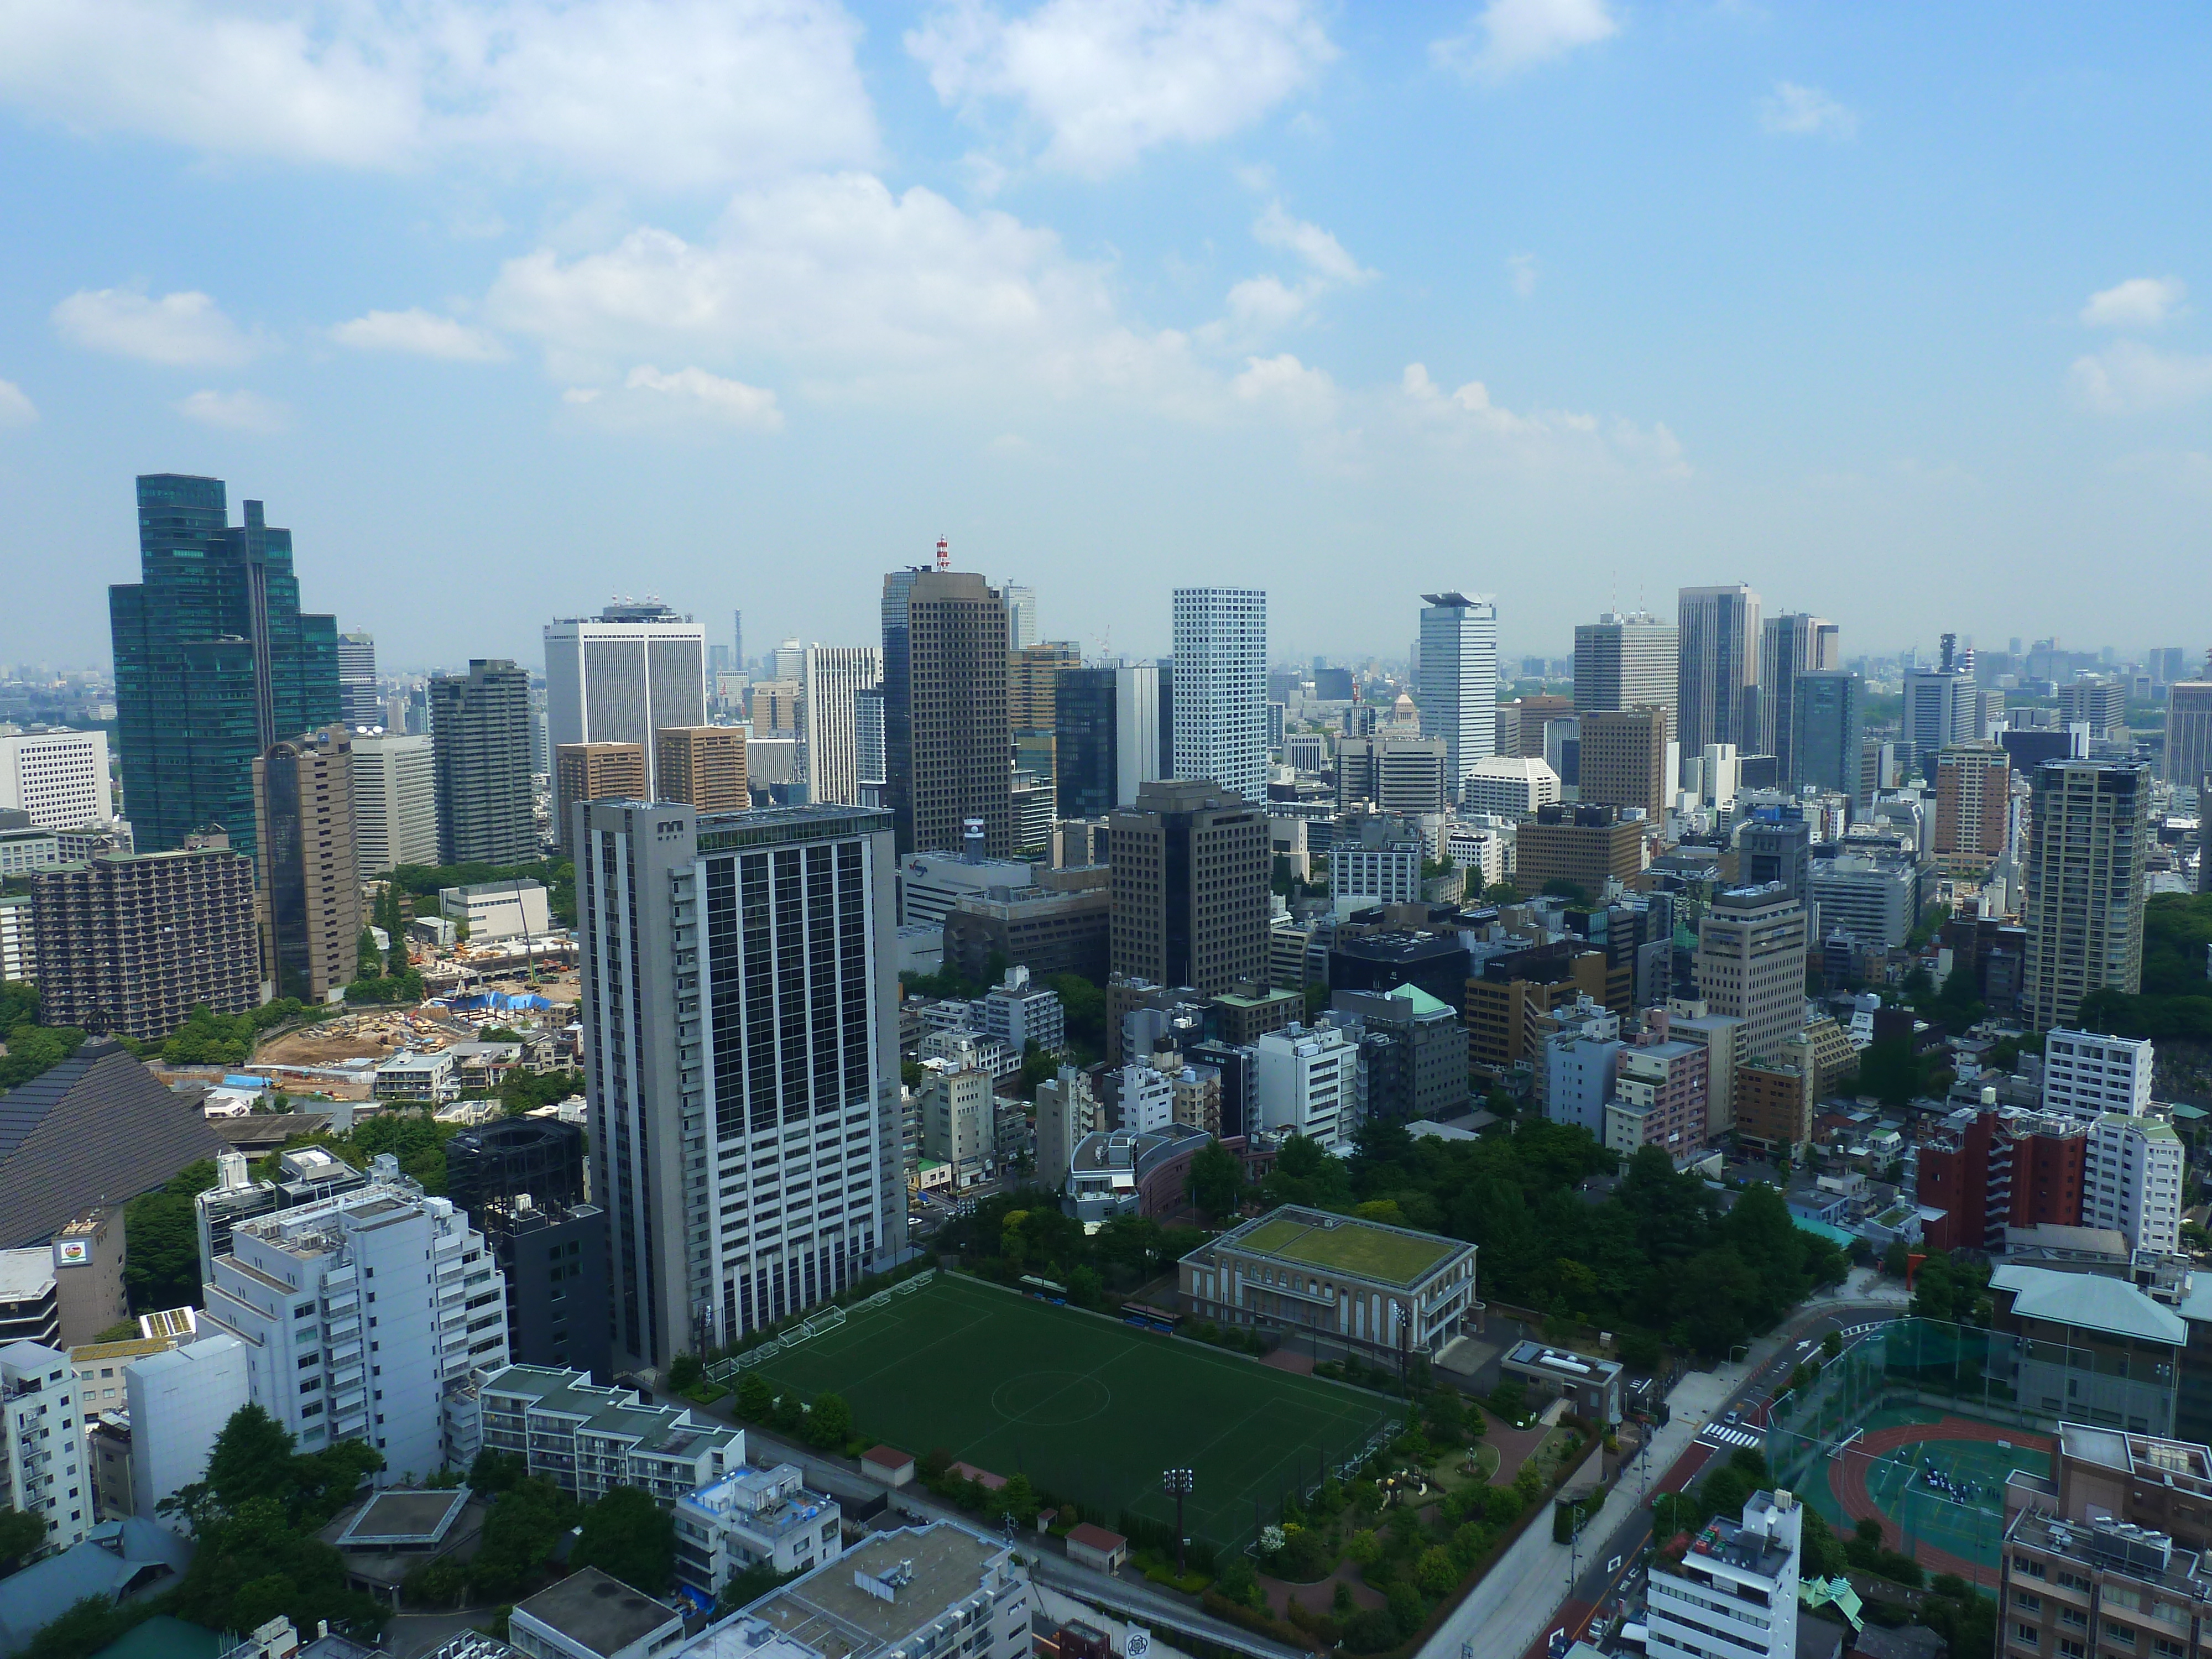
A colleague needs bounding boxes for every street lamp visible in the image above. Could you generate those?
[1162,1469,1194,1574]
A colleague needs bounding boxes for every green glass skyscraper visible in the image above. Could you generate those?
[111,474,340,860]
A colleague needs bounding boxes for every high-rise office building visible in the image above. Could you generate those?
[885,570,1011,857]
[254,725,362,1006]
[446,1119,609,1381]
[2167,679,2212,791]
[1577,706,1670,820]
[0,729,112,831]
[1694,884,1808,1067]
[2023,759,2150,1030]
[1901,633,1978,778]
[1417,592,1499,796]
[577,801,905,1369]
[1008,642,1079,734]
[732,609,745,674]
[1756,613,1839,782]
[1677,584,1761,755]
[349,733,439,874]
[2058,676,2129,739]
[1933,743,2011,869]
[800,645,884,807]
[1108,780,1269,994]
[554,742,646,855]
[1335,734,1449,815]
[853,691,885,806]
[1790,671,1864,804]
[1002,584,1039,650]
[656,727,748,814]
[1171,589,1267,803]
[337,630,380,730]
[1054,664,1162,820]
[112,475,340,860]
[430,659,536,864]
[543,603,707,798]
[31,831,259,1041]
[1573,611,1678,743]
[1736,812,1812,910]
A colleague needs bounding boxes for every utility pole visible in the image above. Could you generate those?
[1163,1468,1194,1574]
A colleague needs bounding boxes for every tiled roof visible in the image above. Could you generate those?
[0,1041,230,1248]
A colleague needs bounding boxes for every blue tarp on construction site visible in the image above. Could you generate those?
[443,991,554,1013]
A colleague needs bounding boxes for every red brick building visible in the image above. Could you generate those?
[1918,1107,2087,1253]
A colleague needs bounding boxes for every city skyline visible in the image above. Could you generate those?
[3,7,2210,667]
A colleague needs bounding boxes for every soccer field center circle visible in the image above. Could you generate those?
[990,1370,1116,1428]
[1824,1415,2054,1585]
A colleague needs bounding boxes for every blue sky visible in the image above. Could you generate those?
[2,0,2209,672]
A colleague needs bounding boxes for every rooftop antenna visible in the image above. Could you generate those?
[935,535,950,572]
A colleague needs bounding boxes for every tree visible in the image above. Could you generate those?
[806,1392,853,1450]
[570,1486,677,1597]
[1067,1266,1103,1308]
[737,1373,775,1422]
[668,1354,704,1392]
[468,1478,575,1599]
[1820,1331,1843,1361]
[1186,1139,1245,1222]
[1262,1133,1352,1209]
[204,1404,299,1512]
[173,1496,388,1641]
[123,1160,217,1313]
[0,1507,45,1577]
[718,1560,799,1613]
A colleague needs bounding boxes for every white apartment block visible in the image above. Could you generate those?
[350,734,440,875]
[0,729,112,831]
[708,1524,1032,1659]
[1254,1022,1360,1150]
[675,1454,843,1598]
[126,1333,251,1528]
[0,893,30,982]
[1648,1489,1802,1659]
[1,1340,87,1560]
[477,1364,743,1504]
[2043,1030,2156,1124]
[2088,1113,2184,1255]
[980,966,1063,1054]
[199,1154,509,1483]
[1332,837,1423,909]
[1115,1061,1176,1134]
[1462,756,1559,818]
[1172,588,1269,804]
[801,644,885,807]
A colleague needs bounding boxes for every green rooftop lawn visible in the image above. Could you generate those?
[1239,1212,1457,1287]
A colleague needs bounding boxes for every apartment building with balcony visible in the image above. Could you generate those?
[675,1457,844,1600]
[1647,1489,1802,1659]
[1,1340,87,1561]
[474,1363,742,1505]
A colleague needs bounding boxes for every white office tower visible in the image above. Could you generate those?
[0,728,112,830]
[349,733,440,874]
[1417,592,1500,797]
[800,645,885,806]
[337,630,380,730]
[1171,588,1268,803]
[198,1152,509,1483]
[2042,1030,2156,1123]
[2088,1114,2184,1254]
[1,1340,87,1559]
[1254,1022,1359,1151]
[543,601,708,796]
[1463,756,1561,817]
[577,801,905,1372]
[1701,743,1741,811]
[1574,611,1679,742]
[1648,1489,1803,1659]
[1003,583,1039,649]
[854,688,887,806]
[126,1333,250,1529]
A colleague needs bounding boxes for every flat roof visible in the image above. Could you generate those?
[1223,1206,1464,1289]
[747,1523,1009,1659]
[337,1486,473,1549]
[515,1566,680,1657]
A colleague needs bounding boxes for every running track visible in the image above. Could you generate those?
[1829,1418,2054,1587]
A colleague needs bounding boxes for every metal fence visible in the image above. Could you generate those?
[703,1269,936,1384]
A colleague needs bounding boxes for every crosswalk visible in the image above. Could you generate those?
[1698,1422,1765,1451]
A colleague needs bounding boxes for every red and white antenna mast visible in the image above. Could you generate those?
[935,535,950,571]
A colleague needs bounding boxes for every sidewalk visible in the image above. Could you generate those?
[1417,1272,1905,1659]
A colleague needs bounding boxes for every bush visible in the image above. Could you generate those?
[1343,1609,1400,1653]
[1386,1582,1426,1639]
[668,1354,704,1391]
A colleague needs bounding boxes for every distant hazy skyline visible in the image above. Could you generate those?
[2,3,2208,671]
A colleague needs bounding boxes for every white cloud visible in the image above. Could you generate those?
[1224,276,1310,331]
[52,286,259,366]
[0,379,35,426]
[1252,203,1374,287]
[2070,340,2212,415]
[1760,81,1859,139]
[332,309,507,362]
[1400,362,1686,474]
[1431,0,1616,85]
[1230,351,1335,420]
[2081,277,2188,329]
[1509,252,1538,298]
[620,365,785,429]
[175,388,291,433]
[907,0,1334,177]
[0,0,877,190]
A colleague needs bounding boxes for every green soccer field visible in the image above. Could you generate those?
[742,1274,1396,1552]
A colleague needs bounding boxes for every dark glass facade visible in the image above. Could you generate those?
[1791,671,1865,806]
[1055,667,1118,820]
[880,567,922,852]
[111,474,339,859]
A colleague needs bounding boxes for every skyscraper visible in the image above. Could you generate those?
[800,645,884,807]
[2167,677,2212,791]
[1933,743,2011,871]
[1677,584,1761,755]
[1902,638,1978,779]
[1417,592,1499,797]
[1756,613,1839,780]
[1108,780,1269,994]
[1008,642,1079,734]
[253,724,362,1006]
[1790,671,1864,804]
[542,603,707,798]
[1573,610,1678,743]
[655,727,748,814]
[336,631,380,731]
[1054,664,1162,820]
[112,474,340,860]
[886,570,1011,856]
[2023,759,2150,1030]
[879,566,925,849]
[732,609,745,674]
[350,733,439,874]
[1171,589,1267,802]
[430,660,536,864]
[554,742,646,855]
[1001,584,1039,650]
[1694,884,1808,1069]
[1577,706,1670,820]
[576,801,904,1369]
